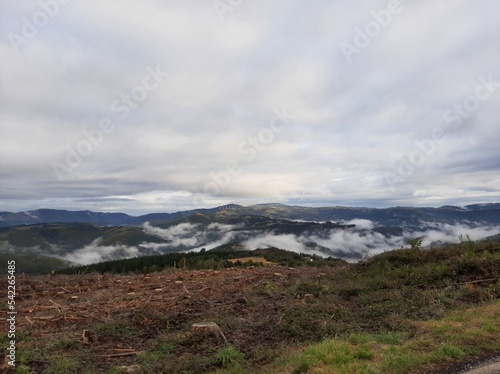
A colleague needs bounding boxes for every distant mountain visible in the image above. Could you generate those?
[0,209,133,227]
[1,203,499,229]
[237,203,500,229]
[0,206,235,228]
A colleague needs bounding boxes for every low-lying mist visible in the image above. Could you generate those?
[59,220,500,265]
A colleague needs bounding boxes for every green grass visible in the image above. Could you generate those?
[213,346,245,369]
[255,300,500,374]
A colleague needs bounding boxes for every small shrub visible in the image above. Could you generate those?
[459,234,476,253]
[409,238,423,250]
[263,280,277,296]
[213,346,245,369]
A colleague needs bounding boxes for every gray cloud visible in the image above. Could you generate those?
[1,0,499,214]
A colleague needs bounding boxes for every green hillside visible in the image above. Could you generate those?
[0,223,167,257]
[0,223,107,251]
[0,254,73,275]
[98,226,166,247]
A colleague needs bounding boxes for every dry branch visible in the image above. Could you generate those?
[48,299,66,312]
[97,351,144,358]
[460,278,497,284]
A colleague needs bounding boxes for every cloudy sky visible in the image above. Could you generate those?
[1,0,499,215]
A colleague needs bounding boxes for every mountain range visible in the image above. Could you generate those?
[2,203,500,229]
[1,203,499,266]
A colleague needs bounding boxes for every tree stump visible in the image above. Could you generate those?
[191,322,227,344]
[82,329,94,345]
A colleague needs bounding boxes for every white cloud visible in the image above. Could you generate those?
[410,222,500,246]
[345,219,374,230]
[1,0,499,213]
[62,239,141,265]
[241,222,500,261]
[142,222,200,247]
[142,221,242,251]
[36,220,500,265]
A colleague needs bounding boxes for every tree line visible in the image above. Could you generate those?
[58,246,346,274]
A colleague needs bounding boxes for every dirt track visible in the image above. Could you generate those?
[460,357,500,374]
[429,354,500,374]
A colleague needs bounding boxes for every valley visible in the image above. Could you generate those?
[1,203,500,273]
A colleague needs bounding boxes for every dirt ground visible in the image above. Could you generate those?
[1,266,335,372]
[3,262,498,373]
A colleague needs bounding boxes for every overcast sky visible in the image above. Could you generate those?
[1,0,499,215]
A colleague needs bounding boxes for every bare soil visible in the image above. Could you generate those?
[1,266,335,372]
